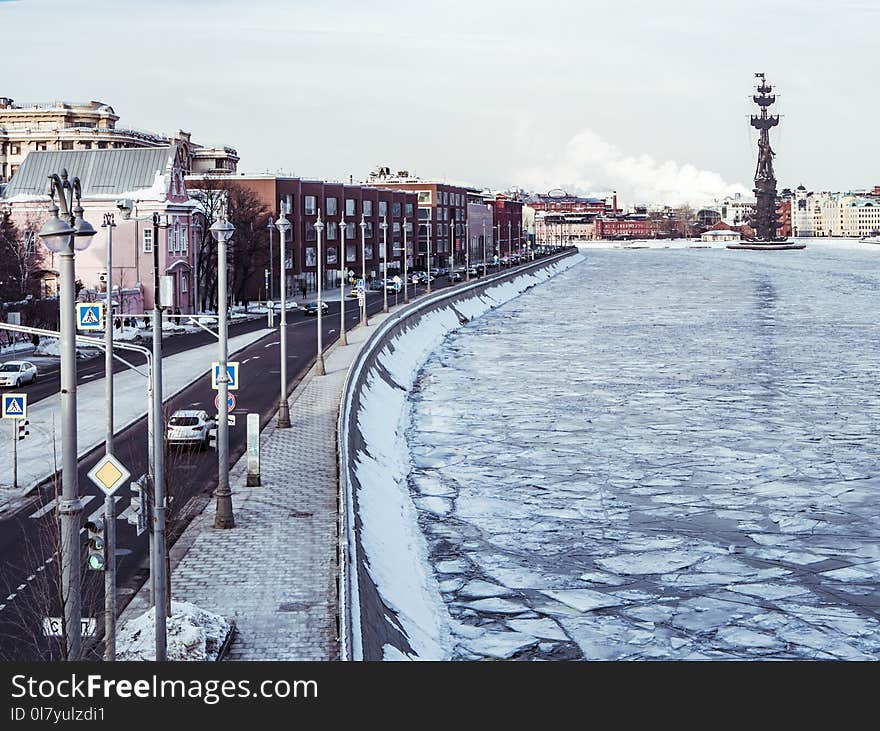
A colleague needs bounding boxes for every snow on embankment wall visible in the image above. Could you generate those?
[338,251,584,660]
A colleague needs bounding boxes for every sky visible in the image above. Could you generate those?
[2,0,877,207]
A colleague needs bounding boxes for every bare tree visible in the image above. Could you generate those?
[0,212,45,301]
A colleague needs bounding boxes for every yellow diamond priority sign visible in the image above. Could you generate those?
[87,453,131,497]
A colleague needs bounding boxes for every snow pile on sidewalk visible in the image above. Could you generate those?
[116,601,233,661]
[351,254,584,660]
[33,339,94,359]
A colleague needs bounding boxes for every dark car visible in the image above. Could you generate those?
[448,270,463,282]
[303,301,329,316]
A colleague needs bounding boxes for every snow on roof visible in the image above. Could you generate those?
[2,147,175,202]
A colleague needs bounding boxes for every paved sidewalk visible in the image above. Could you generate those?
[120,310,393,661]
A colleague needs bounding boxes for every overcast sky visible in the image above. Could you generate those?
[2,0,876,206]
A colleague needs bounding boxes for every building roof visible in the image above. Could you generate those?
[2,147,175,200]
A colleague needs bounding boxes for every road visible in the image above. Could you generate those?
[0,261,539,660]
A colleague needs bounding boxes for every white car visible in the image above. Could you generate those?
[166,409,214,449]
[0,361,37,388]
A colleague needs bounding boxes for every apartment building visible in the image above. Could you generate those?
[0,97,238,183]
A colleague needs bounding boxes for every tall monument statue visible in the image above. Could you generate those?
[750,73,781,241]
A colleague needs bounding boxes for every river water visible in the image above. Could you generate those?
[405,242,880,660]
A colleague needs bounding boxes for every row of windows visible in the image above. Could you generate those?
[416,190,466,207]
[141,224,193,254]
[295,195,414,219]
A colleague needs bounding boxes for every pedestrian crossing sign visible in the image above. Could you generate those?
[2,393,26,420]
[211,361,240,391]
[76,302,104,331]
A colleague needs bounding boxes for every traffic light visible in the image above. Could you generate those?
[17,419,29,441]
[85,518,106,571]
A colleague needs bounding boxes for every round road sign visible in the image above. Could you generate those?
[215,393,236,413]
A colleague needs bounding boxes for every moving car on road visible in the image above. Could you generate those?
[166,409,215,450]
[303,301,329,316]
[0,361,37,388]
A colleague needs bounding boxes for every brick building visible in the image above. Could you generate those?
[489,192,525,259]
[524,191,616,215]
[594,215,662,240]
[188,175,417,300]
[364,167,471,269]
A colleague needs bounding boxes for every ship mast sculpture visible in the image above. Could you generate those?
[730,73,804,250]
[750,73,781,241]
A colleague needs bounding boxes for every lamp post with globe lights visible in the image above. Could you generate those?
[314,213,326,376]
[37,168,96,661]
[359,215,368,327]
[274,205,292,428]
[210,216,235,530]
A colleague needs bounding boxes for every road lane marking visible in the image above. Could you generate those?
[29,494,95,520]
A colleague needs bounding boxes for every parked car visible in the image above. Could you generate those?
[449,270,463,282]
[435,267,450,277]
[166,409,214,450]
[368,279,385,291]
[0,361,37,388]
[303,301,329,316]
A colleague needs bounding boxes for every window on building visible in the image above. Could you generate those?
[345,222,356,240]
[327,221,338,240]
[346,245,356,262]
[366,222,374,238]
[393,222,401,235]
[61,141,73,150]
[214,159,225,169]
[378,200,388,217]
[284,194,293,214]
[363,199,373,217]
[405,221,413,234]
[143,229,153,253]
[326,197,338,216]
[345,198,356,216]
[97,141,107,149]
[181,225,188,253]
[181,274,189,293]
[306,222,316,241]
[405,203,414,217]
[10,144,20,155]
[305,196,317,215]
[82,142,92,150]
[418,207,430,221]
[417,191,432,205]
[392,202,402,217]
[169,226,176,253]
[36,142,47,151]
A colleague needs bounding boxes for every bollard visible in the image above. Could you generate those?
[246,412,261,487]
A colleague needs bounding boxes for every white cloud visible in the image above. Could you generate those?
[517,128,750,208]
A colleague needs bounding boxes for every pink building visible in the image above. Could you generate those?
[1,145,198,312]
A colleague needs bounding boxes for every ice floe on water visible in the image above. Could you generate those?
[400,247,880,659]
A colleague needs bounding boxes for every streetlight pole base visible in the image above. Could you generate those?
[340,331,348,346]
[277,399,291,429]
[214,493,235,529]
[316,354,326,376]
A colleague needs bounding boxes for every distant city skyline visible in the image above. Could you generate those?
[3,0,877,207]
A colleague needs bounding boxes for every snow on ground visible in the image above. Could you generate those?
[352,255,584,660]
[401,245,880,660]
[117,601,233,661]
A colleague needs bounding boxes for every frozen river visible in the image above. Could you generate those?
[405,242,880,659]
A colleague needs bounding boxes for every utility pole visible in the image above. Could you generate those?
[102,212,117,661]
[150,212,168,661]
[314,212,326,376]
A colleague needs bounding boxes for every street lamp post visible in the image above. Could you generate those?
[359,215,368,327]
[338,213,347,347]
[381,216,388,313]
[401,216,409,304]
[427,222,432,294]
[266,220,274,302]
[482,220,488,277]
[210,217,235,530]
[465,221,470,281]
[100,212,117,661]
[508,220,512,265]
[275,205,292,427]
[38,168,96,661]
[314,212,326,376]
